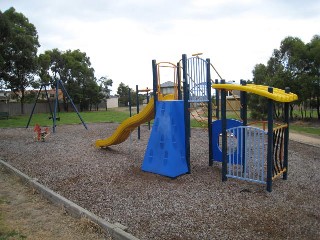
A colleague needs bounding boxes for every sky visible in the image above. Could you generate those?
[1,0,319,94]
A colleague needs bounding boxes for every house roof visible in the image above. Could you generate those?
[160,81,175,88]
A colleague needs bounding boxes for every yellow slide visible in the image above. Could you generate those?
[95,94,174,148]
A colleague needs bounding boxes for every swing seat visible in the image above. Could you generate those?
[48,116,60,121]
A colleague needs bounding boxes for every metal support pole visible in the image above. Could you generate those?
[206,58,213,166]
[58,80,88,131]
[26,84,44,128]
[266,87,274,192]
[215,79,220,119]
[283,87,290,180]
[240,80,247,126]
[136,85,140,140]
[53,80,59,133]
[182,54,191,173]
[129,89,132,117]
[240,80,247,170]
[44,85,54,120]
[177,62,182,100]
[221,80,228,181]
[147,92,150,130]
[152,60,158,118]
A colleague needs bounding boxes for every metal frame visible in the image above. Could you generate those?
[26,80,87,133]
[218,81,292,192]
[182,54,213,172]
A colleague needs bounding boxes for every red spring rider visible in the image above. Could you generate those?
[34,124,50,141]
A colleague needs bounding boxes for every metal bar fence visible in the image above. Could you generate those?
[226,126,267,184]
[272,125,287,180]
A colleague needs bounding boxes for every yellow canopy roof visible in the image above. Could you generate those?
[212,84,298,103]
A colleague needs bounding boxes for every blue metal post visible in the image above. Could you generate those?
[182,54,191,173]
[221,80,227,181]
[266,87,274,192]
[147,91,150,130]
[136,84,140,140]
[283,87,290,180]
[177,62,182,100]
[53,80,59,133]
[129,89,132,117]
[44,85,54,120]
[26,84,44,128]
[206,58,213,166]
[215,79,220,119]
[152,60,158,118]
[240,80,247,169]
[58,80,88,131]
[240,80,247,126]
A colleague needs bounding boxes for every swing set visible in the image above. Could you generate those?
[26,79,88,133]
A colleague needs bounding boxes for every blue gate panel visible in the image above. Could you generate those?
[141,101,188,178]
[212,119,243,163]
[226,126,266,184]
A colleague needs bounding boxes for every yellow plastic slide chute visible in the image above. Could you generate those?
[95,94,174,148]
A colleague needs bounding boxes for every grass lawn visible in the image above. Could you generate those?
[0,109,319,137]
[0,110,130,128]
[0,197,26,240]
[289,122,320,136]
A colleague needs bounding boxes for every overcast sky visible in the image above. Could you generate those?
[1,0,319,93]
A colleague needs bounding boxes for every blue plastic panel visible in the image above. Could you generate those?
[212,119,243,163]
[141,101,188,178]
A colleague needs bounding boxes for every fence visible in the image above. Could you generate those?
[0,98,119,116]
[224,123,288,185]
[0,102,80,116]
[226,126,267,184]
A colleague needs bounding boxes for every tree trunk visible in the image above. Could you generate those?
[63,95,68,112]
[317,92,320,120]
[20,90,25,114]
[318,78,320,120]
[290,104,294,120]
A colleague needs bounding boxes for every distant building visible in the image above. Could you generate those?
[1,88,64,102]
[160,81,175,95]
[0,90,10,102]
[30,88,64,101]
[107,96,119,108]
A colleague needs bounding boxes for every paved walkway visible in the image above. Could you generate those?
[289,132,320,148]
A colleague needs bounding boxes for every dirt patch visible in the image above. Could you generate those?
[0,167,111,240]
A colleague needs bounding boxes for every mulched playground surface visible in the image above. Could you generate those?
[0,123,319,239]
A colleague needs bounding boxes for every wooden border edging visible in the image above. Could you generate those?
[0,159,139,240]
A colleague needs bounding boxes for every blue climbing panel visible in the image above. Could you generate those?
[212,119,243,163]
[141,100,189,178]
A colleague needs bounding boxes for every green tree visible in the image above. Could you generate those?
[0,10,11,89]
[63,49,95,111]
[117,82,131,106]
[38,49,98,111]
[307,35,320,119]
[83,77,103,111]
[251,35,320,120]
[0,8,40,114]
[249,64,269,119]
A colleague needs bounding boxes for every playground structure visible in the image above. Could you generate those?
[26,79,88,133]
[95,54,298,192]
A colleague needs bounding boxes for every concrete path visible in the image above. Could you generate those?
[289,132,320,148]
